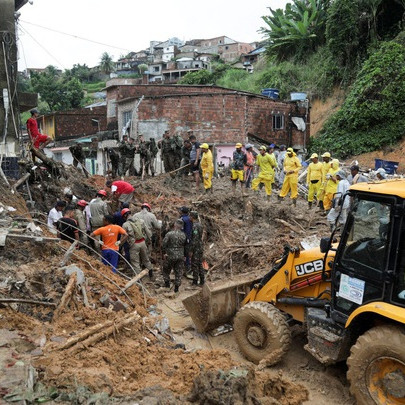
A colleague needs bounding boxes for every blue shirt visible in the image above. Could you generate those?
[190,141,200,161]
[181,214,192,242]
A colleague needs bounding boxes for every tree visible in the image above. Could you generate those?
[64,64,91,82]
[178,70,214,85]
[30,65,84,112]
[138,63,148,74]
[260,0,330,61]
[99,52,115,74]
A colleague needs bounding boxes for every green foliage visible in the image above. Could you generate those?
[82,81,106,93]
[99,52,115,74]
[138,63,148,74]
[312,42,405,157]
[64,63,92,82]
[178,69,214,85]
[260,0,330,61]
[30,65,85,111]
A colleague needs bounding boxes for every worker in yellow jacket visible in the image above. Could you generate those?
[306,153,323,209]
[278,147,302,206]
[323,159,340,212]
[252,145,277,200]
[317,152,332,210]
[200,143,214,193]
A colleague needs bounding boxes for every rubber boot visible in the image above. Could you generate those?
[174,285,179,293]
[199,275,205,285]
[292,199,297,207]
[308,201,312,209]
[318,200,324,210]
[148,269,154,279]
[192,279,198,286]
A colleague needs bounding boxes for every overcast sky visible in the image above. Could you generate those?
[17,0,288,71]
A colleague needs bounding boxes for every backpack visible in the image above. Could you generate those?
[128,218,144,241]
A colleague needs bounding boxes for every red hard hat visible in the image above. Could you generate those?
[121,208,131,216]
[97,190,107,197]
[77,200,88,207]
[142,202,151,211]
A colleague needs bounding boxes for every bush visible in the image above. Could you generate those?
[312,41,405,157]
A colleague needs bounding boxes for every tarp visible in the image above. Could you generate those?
[292,117,306,131]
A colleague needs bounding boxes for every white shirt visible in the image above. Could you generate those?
[48,207,62,233]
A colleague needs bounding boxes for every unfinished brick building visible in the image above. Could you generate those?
[105,81,310,151]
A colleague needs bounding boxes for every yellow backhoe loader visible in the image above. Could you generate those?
[183,180,405,404]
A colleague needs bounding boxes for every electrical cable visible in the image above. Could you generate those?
[18,24,66,69]
[20,19,131,53]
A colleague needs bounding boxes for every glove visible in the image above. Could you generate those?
[204,173,209,179]
[398,290,405,299]
[115,241,121,247]
[98,240,104,246]
[326,174,331,180]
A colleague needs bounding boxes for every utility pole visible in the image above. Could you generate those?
[0,0,20,156]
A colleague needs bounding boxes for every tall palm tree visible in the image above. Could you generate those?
[99,52,115,74]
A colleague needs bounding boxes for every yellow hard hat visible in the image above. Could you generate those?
[322,152,331,158]
[200,143,209,149]
[310,153,318,159]
[235,143,243,148]
[287,147,294,153]
[259,145,267,151]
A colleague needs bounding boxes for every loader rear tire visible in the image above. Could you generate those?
[347,325,405,405]
[233,301,291,365]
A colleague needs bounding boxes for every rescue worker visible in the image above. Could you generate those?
[133,203,162,253]
[231,143,247,195]
[105,147,119,177]
[26,109,52,150]
[138,135,152,177]
[162,219,187,293]
[149,138,158,176]
[106,180,135,206]
[172,132,183,169]
[118,135,129,176]
[57,207,79,243]
[376,168,387,180]
[200,143,214,193]
[89,190,110,232]
[122,208,154,278]
[278,147,302,206]
[180,139,192,176]
[179,206,192,274]
[69,142,86,175]
[113,202,130,264]
[90,214,128,273]
[158,130,175,173]
[189,211,204,286]
[74,200,89,245]
[252,146,277,200]
[323,159,340,212]
[48,200,66,234]
[327,170,350,231]
[306,153,323,209]
[347,165,368,185]
[317,152,332,210]
[276,145,287,189]
[244,144,255,189]
[189,134,201,192]
[119,136,136,176]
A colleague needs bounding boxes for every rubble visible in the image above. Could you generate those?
[0,164,350,404]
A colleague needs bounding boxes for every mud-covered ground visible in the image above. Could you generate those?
[0,167,353,404]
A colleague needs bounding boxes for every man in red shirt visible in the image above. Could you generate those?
[90,214,128,273]
[26,109,52,149]
[106,180,134,206]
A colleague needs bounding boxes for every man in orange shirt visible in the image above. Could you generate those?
[90,215,128,273]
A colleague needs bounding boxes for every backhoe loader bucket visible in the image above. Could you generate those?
[182,276,256,333]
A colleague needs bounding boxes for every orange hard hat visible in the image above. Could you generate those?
[97,190,107,197]
[121,208,131,216]
[77,200,88,207]
[142,202,151,211]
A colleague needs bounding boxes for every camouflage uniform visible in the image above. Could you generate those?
[172,134,183,170]
[74,208,88,245]
[160,137,176,173]
[190,221,204,284]
[106,148,119,177]
[69,144,86,169]
[180,144,191,176]
[162,229,186,287]
[119,141,136,176]
[139,140,153,177]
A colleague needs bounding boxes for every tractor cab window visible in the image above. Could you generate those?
[341,200,391,275]
[393,222,405,305]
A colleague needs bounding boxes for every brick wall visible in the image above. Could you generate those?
[117,93,309,149]
[53,106,107,140]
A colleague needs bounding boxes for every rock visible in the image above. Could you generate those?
[100,294,128,312]
[30,348,43,356]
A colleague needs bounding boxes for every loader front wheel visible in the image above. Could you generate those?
[233,301,291,365]
[347,325,405,405]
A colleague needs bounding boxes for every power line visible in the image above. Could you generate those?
[18,23,67,69]
[20,20,132,53]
